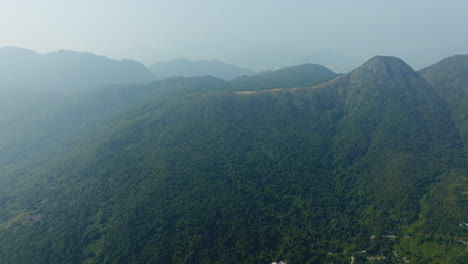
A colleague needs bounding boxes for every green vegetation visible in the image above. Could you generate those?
[0,57,466,263]
[419,55,468,156]
[229,63,338,91]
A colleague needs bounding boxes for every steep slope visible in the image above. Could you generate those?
[229,63,338,91]
[419,55,468,106]
[331,58,467,263]
[0,56,466,264]
[419,55,468,153]
[0,47,155,93]
[149,58,255,80]
[0,88,65,164]
[0,76,226,167]
[0,61,334,167]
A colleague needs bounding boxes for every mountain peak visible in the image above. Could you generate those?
[361,56,414,74]
[347,56,417,84]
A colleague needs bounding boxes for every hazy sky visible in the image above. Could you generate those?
[1,0,467,70]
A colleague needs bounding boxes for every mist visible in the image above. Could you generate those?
[1,0,467,71]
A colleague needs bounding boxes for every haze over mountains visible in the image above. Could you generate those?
[0,47,155,94]
[2,47,324,92]
[0,46,350,95]
[0,49,467,264]
[0,54,338,168]
[149,58,255,80]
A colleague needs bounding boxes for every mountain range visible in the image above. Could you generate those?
[149,58,255,80]
[0,47,155,93]
[0,53,466,264]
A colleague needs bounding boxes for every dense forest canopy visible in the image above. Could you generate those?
[0,54,466,264]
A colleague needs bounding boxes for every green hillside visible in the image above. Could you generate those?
[229,63,338,91]
[419,55,468,154]
[0,62,334,167]
[0,57,466,263]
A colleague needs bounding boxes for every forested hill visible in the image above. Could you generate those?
[419,55,468,154]
[229,63,338,91]
[0,56,466,264]
[0,63,337,167]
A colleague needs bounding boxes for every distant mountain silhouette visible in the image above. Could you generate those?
[149,58,255,80]
[0,47,155,93]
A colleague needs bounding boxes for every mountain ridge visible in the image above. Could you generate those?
[149,58,255,80]
[419,54,468,158]
[0,46,155,93]
[229,63,338,91]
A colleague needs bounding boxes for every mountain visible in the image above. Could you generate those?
[419,55,468,106]
[229,63,338,91]
[0,47,155,93]
[419,55,468,152]
[0,56,466,264]
[0,75,227,167]
[149,58,255,80]
[0,61,336,168]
